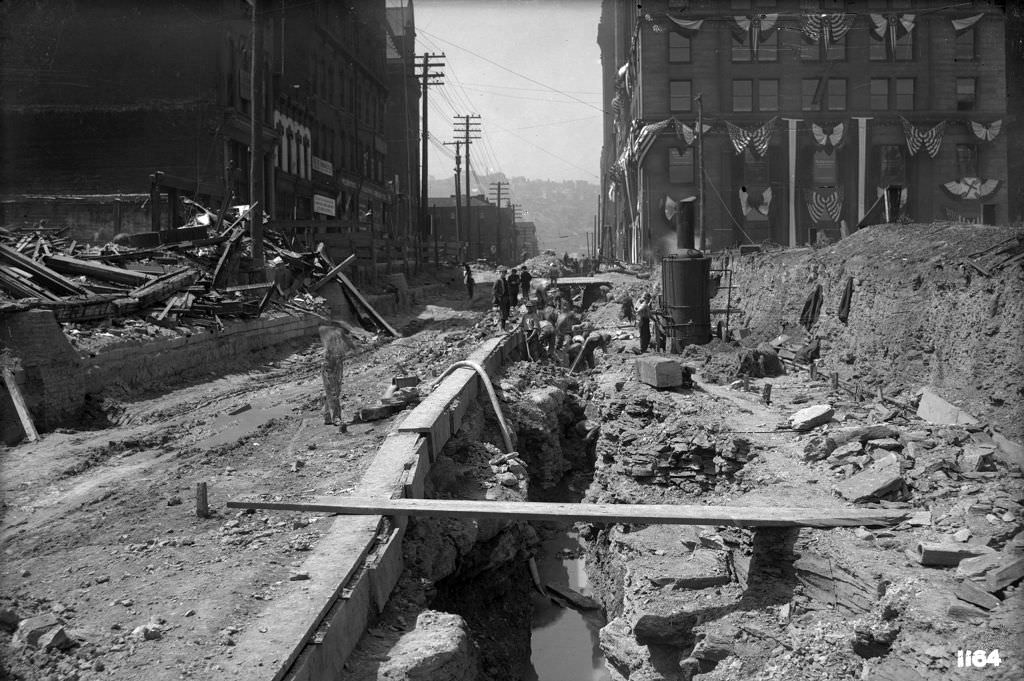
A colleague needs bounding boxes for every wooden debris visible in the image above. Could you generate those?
[2,368,39,442]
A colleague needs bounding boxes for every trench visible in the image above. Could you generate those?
[422,376,611,680]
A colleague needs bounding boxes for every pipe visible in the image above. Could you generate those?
[431,359,515,454]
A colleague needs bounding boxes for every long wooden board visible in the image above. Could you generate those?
[226,497,911,528]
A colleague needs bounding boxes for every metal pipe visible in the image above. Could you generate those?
[431,359,514,453]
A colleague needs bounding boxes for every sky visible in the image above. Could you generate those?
[413,0,604,187]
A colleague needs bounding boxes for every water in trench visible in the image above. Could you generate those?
[527,479,610,681]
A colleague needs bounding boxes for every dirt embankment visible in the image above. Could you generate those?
[715,223,1024,439]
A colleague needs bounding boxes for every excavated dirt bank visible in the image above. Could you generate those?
[712,223,1024,440]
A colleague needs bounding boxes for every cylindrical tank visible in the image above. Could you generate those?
[661,253,711,350]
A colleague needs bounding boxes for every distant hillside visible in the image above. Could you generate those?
[428,174,601,255]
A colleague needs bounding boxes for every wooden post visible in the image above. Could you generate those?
[196,482,209,518]
[831,372,839,392]
[2,368,38,442]
[761,383,772,406]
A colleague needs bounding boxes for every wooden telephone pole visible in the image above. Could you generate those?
[453,114,481,257]
[416,54,445,239]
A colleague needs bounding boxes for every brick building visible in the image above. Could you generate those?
[0,0,408,244]
[598,0,1009,262]
[426,195,517,263]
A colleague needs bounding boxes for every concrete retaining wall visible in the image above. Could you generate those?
[224,331,525,681]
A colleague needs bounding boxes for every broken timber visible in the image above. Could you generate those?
[226,497,911,528]
[2,368,39,442]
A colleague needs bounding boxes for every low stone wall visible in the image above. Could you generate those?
[222,332,525,681]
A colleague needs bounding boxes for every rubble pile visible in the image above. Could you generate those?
[0,209,389,338]
[597,386,754,493]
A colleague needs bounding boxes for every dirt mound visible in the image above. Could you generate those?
[716,222,1024,438]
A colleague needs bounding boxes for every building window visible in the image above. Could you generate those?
[758,31,778,62]
[895,78,914,110]
[870,78,889,110]
[759,79,779,112]
[670,80,692,112]
[827,79,846,111]
[732,32,751,62]
[894,30,913,61]
[870,28,913,62]
[956,78,976,111]
[669,147,695,184]
[733,79,753,112]
[802,35,846,61]
[668,32,691,63]
[956,144,978,177]
[955,27,976,61]
[802,78,819,111]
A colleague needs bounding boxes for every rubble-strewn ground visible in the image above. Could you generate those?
[0,284,497,681]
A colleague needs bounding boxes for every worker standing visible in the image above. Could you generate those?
[319,322,352,426]
[519,266,532,303]
[463,263,474,300]
[636,292,652,353]
[493,268,511,330]
[507,267,521,307]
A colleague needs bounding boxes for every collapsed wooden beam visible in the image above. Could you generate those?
[226,496,911,528]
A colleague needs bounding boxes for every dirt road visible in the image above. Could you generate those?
[0,289,494,681]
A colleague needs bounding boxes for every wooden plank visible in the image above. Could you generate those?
[0,244,89,296]
[42,254,154,286]
[226,497,912,529]
[308,254,356,292]
[2,368,39,442]
[334,270,399,337]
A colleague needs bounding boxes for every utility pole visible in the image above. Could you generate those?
[453,114,481,257]
[444,140,463,249]
[488,180,508,264]
[416,53,445,240]
[249,0,266,271]
[695,92,705,252]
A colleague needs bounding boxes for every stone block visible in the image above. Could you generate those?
[789,404,835,431]
[916,387,979,426]
[634,356,683,388]
[833,454,903,502]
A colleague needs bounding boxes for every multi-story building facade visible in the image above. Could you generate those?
[0,0,409,244]
[598,0,1009,262]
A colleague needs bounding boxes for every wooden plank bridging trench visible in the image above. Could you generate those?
[226,497,911,529]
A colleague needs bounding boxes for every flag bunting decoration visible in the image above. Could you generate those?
[869,13,916,55]
[733,14,778,60]
[941,177,1001,201]
[664,14,704,35]
[739,186,772,217]
[726,117,777,156]
[805,187,844,224]
[951,13,984,34]
[970,120,1002,142]
[800,13,854,53]
[811,121,846,151]
[900,117,946,158]
[675,120,710,146]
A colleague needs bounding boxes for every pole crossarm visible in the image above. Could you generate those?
[226,497,913,529]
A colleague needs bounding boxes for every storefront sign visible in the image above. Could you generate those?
[313,194,336,217]
[312,155,333,177]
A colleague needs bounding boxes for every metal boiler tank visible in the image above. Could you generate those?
[661,252,711,351]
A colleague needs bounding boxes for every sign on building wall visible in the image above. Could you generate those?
[313,194,336,217]
[312,156,334,177]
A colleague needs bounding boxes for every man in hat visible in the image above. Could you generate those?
[492,268,511,330]
[636,292,652,353]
